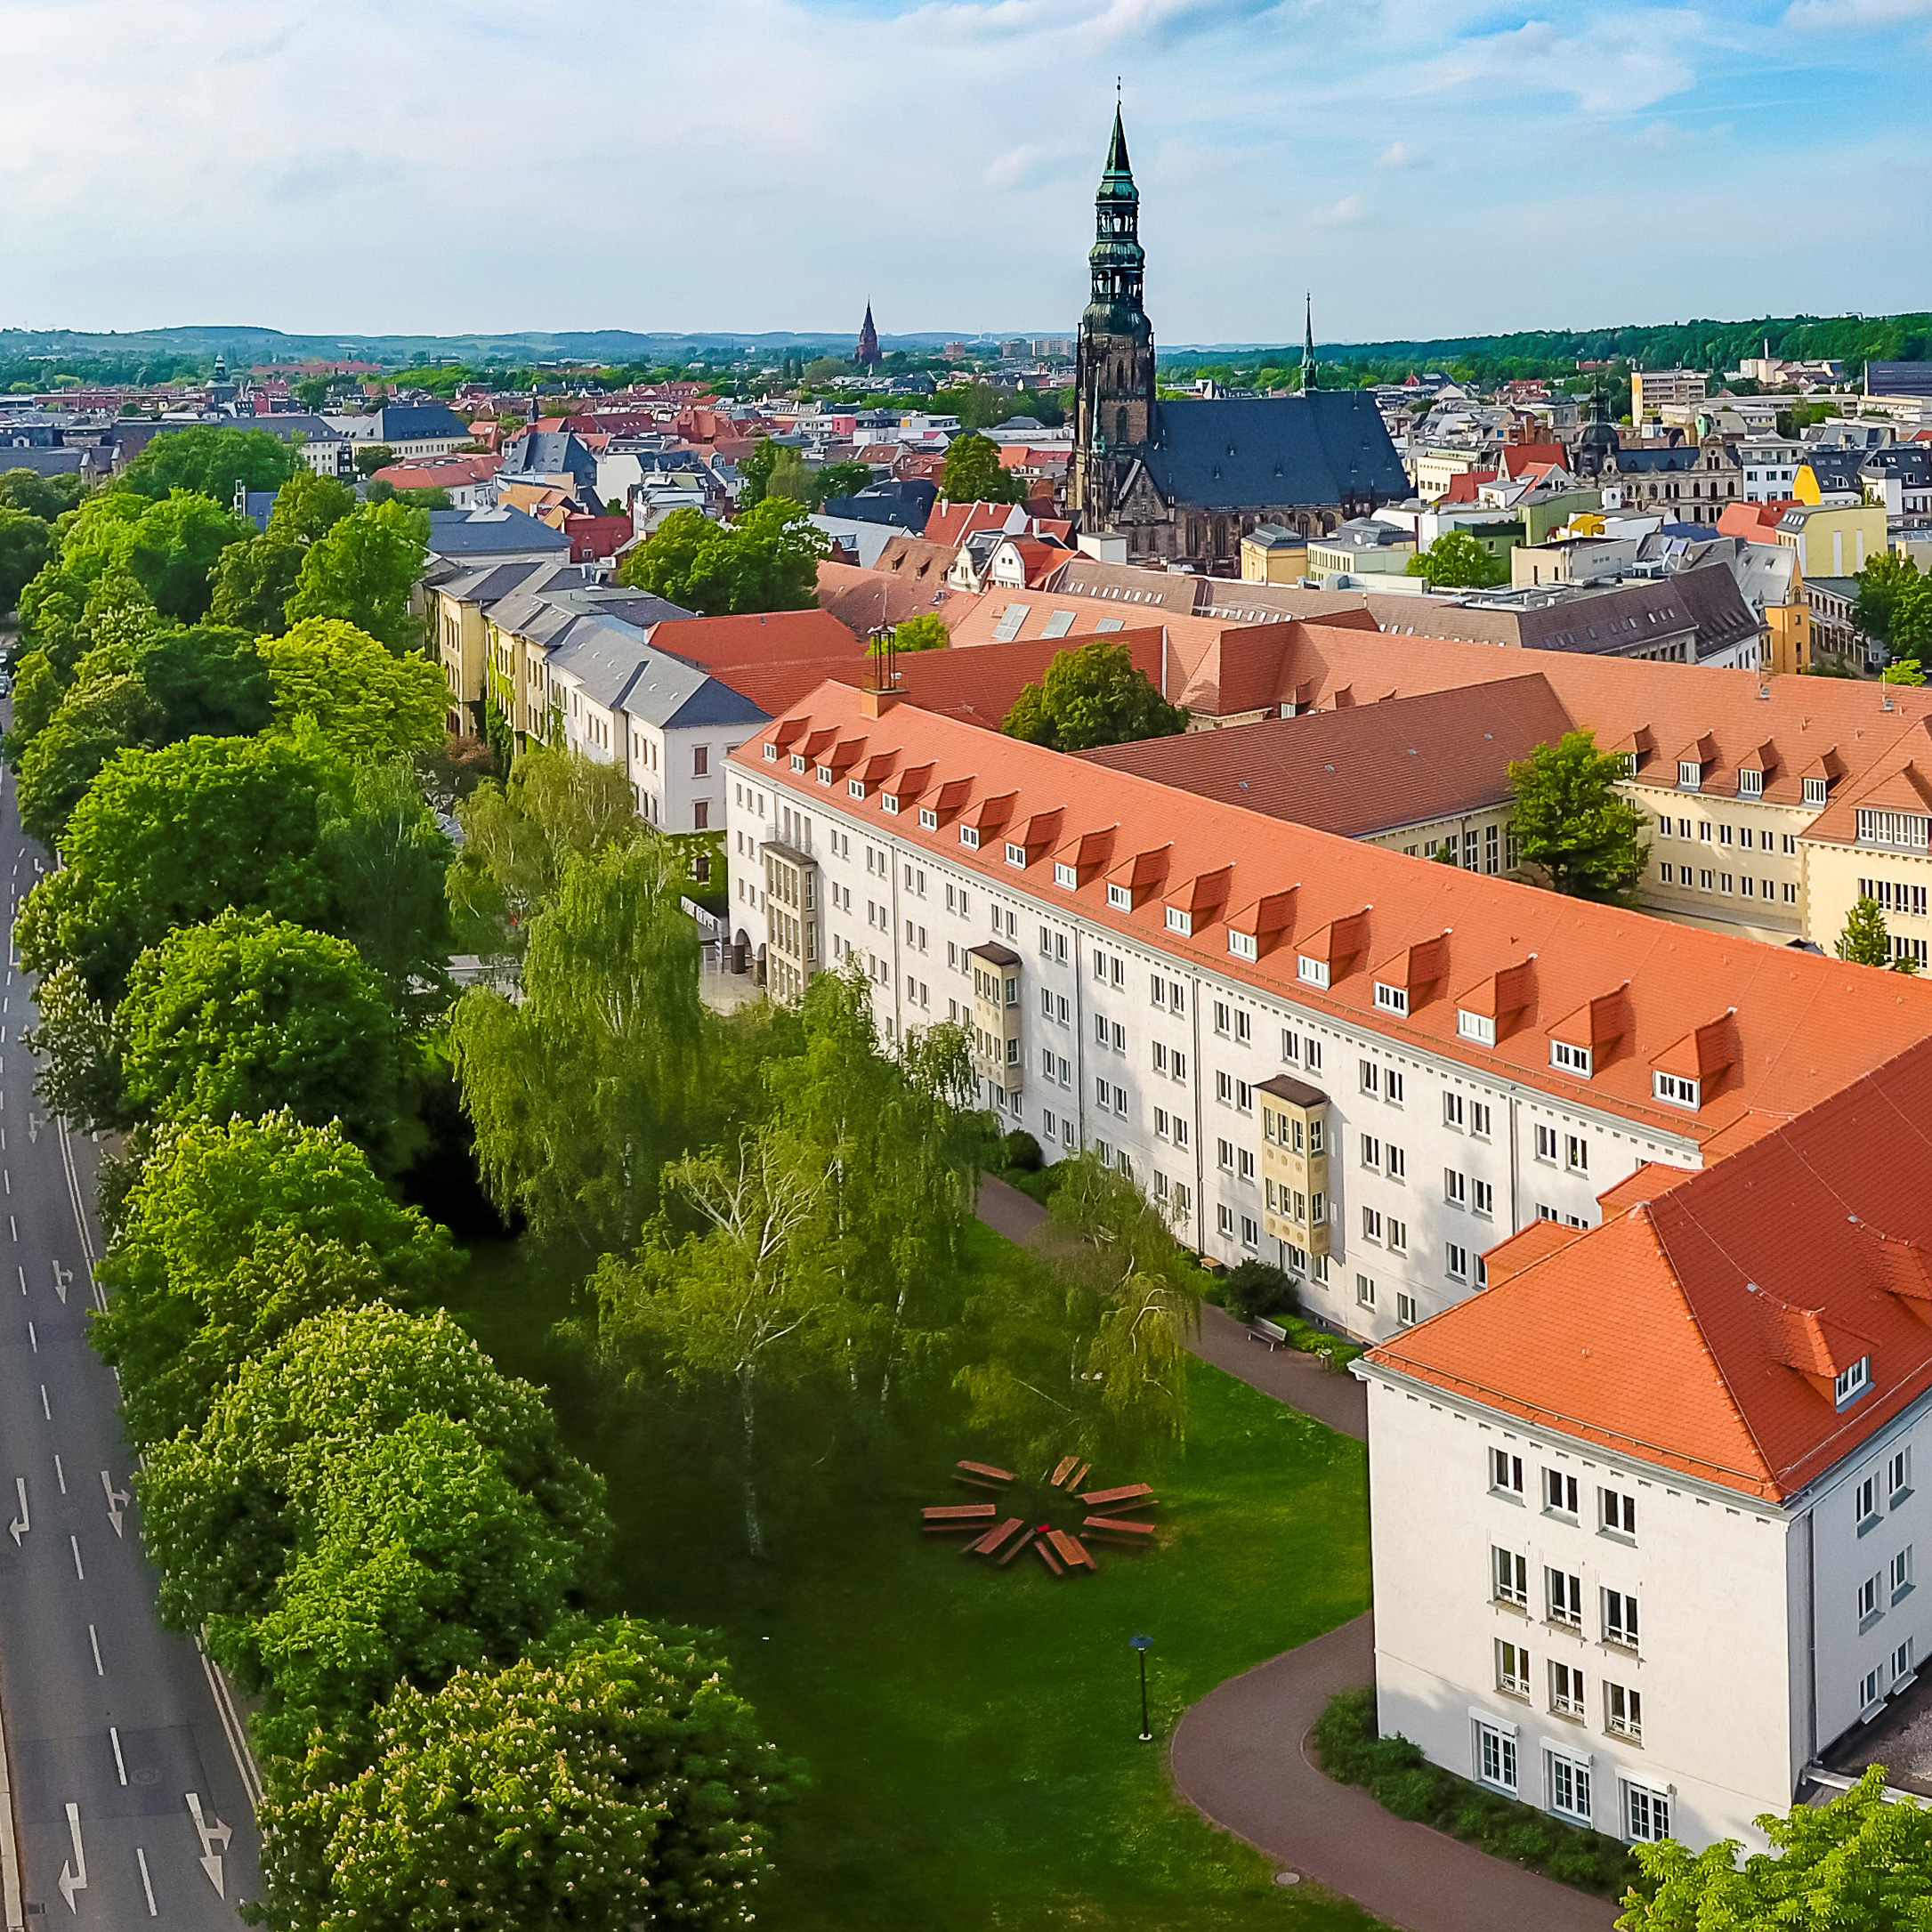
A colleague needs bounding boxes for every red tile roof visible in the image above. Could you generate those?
[649,608,862,674]
[733,683,1932,1153]
[1369,1042,1932,1500]
[815,561,945,637]
[882,626,1167,730]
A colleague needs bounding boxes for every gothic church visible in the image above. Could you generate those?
[1069,111,1410,570]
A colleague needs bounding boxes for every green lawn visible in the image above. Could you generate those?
[447,1226,1379,1932]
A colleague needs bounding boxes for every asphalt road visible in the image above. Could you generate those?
[0,756,261,1925]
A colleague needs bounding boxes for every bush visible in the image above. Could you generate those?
[1314,1686,1638,1899]
[1000,1129,1043,1173]
[1219,1258,1298,1323]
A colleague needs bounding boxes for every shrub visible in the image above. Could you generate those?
[1219,1258,1298,1323]
[1000,1129,1044,1173]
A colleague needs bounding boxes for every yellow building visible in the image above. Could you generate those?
[1240,524,1309,583]
[1761,555,1811,677]
[1774,500,1885,582]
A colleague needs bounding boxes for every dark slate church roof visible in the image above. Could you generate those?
[1140,392,1409,512]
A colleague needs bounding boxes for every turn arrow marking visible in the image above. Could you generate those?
[186,1791,229,1896]
[100,1471,128,1540]
[6,1476,25,1547]
[56,1800,86,1912]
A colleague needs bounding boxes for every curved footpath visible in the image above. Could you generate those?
[975,1176,1621,1932]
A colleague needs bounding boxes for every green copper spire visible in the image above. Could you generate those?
[1301,295,1317,393]
[1086,105,1148,336]
[1105,103,1131,177]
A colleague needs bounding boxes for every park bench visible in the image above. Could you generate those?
[1247,1316,1289,1351]
[1035,1536,1065,1576]
[964,1516,1023,1559]
[1083,1516,1154,1544]
[1047,1455,1080,1488]
[922,1503,997,1533]
[1078,1483,1155,1511]
[997,1524,1039,1567]
[1046,1530,1095,1572]
[956,1459,1015,1491]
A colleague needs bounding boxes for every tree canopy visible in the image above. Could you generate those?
[1837,893,1917,972]
[1507,730,1651,903]
[208,529,303,635]
[0,509,53,613]
[614,500,828,616]
[940,432,1025,505]
[261,618,448,761]
[18,487,248,627]
[1002,639,1187,751]
[1854,551,1932,667]
[1407,528,1509,588]
[117,424,300,501]
[284,499,430,652]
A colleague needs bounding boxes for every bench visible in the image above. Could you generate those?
[956,1459,1015,1491]
[997,1525,1039,1568]
[1048,1455,1081,1488]
[1084,1515,1155,1543]
[965,1516,1023,1559]
[1046,1529,1096,1572]
[1247,1316,1289,1350]
[922,1503,998,1533]
[1079,1483,1155,1510]
[1035,1536,1066,1576]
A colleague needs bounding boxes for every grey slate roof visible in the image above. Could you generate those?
[424,508,570,559]
[499,432,599,485]
[376,403,472,443]
[441,560,586,608]
[1140,391,1410,512]
[1607,445,1724,474]
[0,448,85,477]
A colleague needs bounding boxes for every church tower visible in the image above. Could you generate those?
[855,301,882,369]
[1071,107,1156,529]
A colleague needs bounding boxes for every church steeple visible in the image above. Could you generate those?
[855,300,882,368]
[1300,295,1318,394]
[1087,105,1147,333]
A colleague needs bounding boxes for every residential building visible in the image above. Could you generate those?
[1601,438,1739,525]
[423,507,572,570]
[1735,436,1806,504]
[1306,517,1417,584]
[430,559,591,735]
[1629,369,1708,420]
[1359,1044,1932,1852]
[1775,501,1885,583]
[724,681,1932,1343]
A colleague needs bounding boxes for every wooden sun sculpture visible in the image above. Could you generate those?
[920,1456,1158,1575]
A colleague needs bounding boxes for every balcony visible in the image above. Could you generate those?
[1257,1074,1330,1259]
[969,942,1023,1094]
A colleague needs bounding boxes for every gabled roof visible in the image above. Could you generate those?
[1142,392,1410,512]
[1368,1042,1932,1503]
[375,402,472,442]
[884,626,1167,731]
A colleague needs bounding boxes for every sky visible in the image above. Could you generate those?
[1,0,1928,348]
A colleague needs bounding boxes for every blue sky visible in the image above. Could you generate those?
[1,0,1928,346]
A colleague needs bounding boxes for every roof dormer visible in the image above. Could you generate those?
[1548,983,1632,1079]
[1759,1291,1875,1409]
[881,762,933,816]
[921,775,974,830]
[1052,824,1118,891]
[1162,865,1233,938]
[1004,806,1063,870]
[1650,1009,1739,1111]
[959,790,1017,850]
[1225,886,1297,963]
[1105,845,1172,913]
[1296,907,1370,990]
[1453,956,1536,1047]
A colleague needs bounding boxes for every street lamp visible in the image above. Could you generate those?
[1130,1634,1153,1742]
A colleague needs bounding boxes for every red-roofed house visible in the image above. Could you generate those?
[1362,1039,1932,1853]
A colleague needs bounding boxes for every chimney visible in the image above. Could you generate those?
[860,686,901,718]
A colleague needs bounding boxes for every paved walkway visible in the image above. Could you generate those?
[972,1176,1620,1932]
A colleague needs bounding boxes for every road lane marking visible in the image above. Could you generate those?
[185,1793,230,1897]
[56,1802,85,1912]
[87,1625,101,1676]
[51,1262,68,1306]
[196,1643,264,1809]
[101,1473,127,1539]
[38,1386,48,1421]
[7,1217,14,1241]
[53,1455,64,1495]
[69,1534,82,1580]
[6,1479,25,1546]
[134,1846,156,1916]
[109,1727,125,1787]
[24,1323,32,1354]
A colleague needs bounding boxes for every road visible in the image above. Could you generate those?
[0,753,260,1925]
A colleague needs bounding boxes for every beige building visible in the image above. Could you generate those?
[1240,524,1310,583]
[1776,501,1886,582]
[1630,368,1708,421]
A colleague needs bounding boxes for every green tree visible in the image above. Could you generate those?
[93,1112,457,1447]
[0,466,88,521]
[1407,528,1509,588]
[256,1618,781,1932]
[940,432,1025,505]
[734,439,780,509]
[207,529,303,634]
[117,910,403,1152]
[267,468,356,544]
[353,443,397,479]
[15,732,342,1000]
[284,499,430,651]
[615,500,829,617]
[1506,730,1651,903]
[18,488,247,630]
[1882,659,1927,686]
[291,376,333,411]
[449,838,703,1251]
[23,963,128,1132]
[816,460,875,501]
[1852,550,1928,651]
[261,617,447,760]
[0,508,52,611]
[889,612,949,653]
[1002,639,1187,751]
[764,449,816,509]
[1837,893,1915,971]
[1614,1766,1932,1931]
[117,424,299,501]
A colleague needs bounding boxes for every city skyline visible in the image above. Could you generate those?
[3,0,1929,344]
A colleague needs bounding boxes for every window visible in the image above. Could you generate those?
[1387,1217,1408,1255]
[1395,1289,1417,1326]
[1217,1137,1235,1173]
[1890,1448,1912,1505]
[1601,1488,1637,1538]
[1361,1134,1381,1171]
[1475,1718,1517,1794]
[1653,1071,1700,1108]
[1241,1214,1260,1251]
[1445,1168,1467,1208]
[1858,1472,1881,1525]
[1471,1178,1494,1218]
[1386,1070,1404,1105]
[1605,1682,1642,1742]
[1490,1449,1524,1497]
[1603,1589,1638,1648]
[1893,1547,1914,1603]
[1444,1092,1465,1130]
[1359,1060,1380,1097]
[1217,1204,1235,1238]
[1626,1782,1671,1843]
[1549,1661,1585,1720]
[1837,1356,1871,1409]
[1860,1666,1883,1711]
[1298,955,1330,988]
[1374,982,1409,1016]
[1447,1242,1469,1281]
[1496,1640,1531,1698]
[1544,1469,1579,1518]
[1362,1207,1383,1243]
[1677,760,1701,789]
[1861,1572,1886,1626]
[1804,776,1828,807]
[1470,1102,1492,1139]
[1550,1040,1592,1077]
[1355,1273,1376,1309]
[1565,1135,1589,1174]
[1458,1010,1497,1046]
[1546,1568,1582,1627]
[1896,1638,1916,1687]
[1386,1144,1405,1182]
[1534,1124,1557,1164]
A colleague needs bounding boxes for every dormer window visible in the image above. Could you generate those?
[1677,761,1702,789]
[1005,842,1027,869]
[848,779,866,799]
[1055,861,1078,889]
[1858,810,1930,852]
[1373,982,1409,1016]
[1551,1040,1593,1078]
[1619,752,1637,776]
[764,743,778,762]
[919,808,938,830]
[1836,1356,1871,1409]
[791,753,807,773]
[959,826,981,850]
[882,795,900,815]
[1457,1010,1496,1046]
[1228,931,1258,962]
[1738,769,1763,798]
[1107,883,1133,910]
[1297,955,1330,989]
[816,765,834,786]
[1804,777,1828,806]
[1653,1071,1700,1108]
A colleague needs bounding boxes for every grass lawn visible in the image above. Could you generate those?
[448,1223,1380,1932]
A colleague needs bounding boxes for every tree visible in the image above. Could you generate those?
[15,732,342,1001]
[18,488,247,629]
[940,432,1025,505]
[260,618,447,760]
[1852,550,1928,652]
[206,529,301,635]
[0,466,87,521]
[1837,893,1916,971]
[449,838,704,1252]
[1882,659,1927,685]
[1407,528,1509,588]
[1506,731,1651,903]
[92,1112,457,1447]
[734,439,780,509]
[284,499,430,651]
[267,468,356,544]
[353,443,398,479]
[1002,639,1187,751]
[255,1617,782,1932]
[614,500,829,617]
[117,424,299,501]
[764,449,816,509]
[890,612,949,653]
[816,460,875,501]
[0,508,52,611]
[117,910,404,1151]
[1614,1766,1932,1932]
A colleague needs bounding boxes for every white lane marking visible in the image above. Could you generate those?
[185,1793,230,1898]
[87,1625,101,1677]
[196,1644,264,1810]
[68,1534,82,1580]
[8,1217,14,1241]
[50,1262,67,1306]
[24,1323,32,1354]
[101,1473,126,1539]
[134,1846,156,1916]
[13,1265,20,1297]
[53,1454,64,1495]
[109,1728,125,1787]
[56,1802,85,1912]
[6,1478,25,1546]
[38,1386,48,1421]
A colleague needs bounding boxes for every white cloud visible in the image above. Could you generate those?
[1376,141,1423,166]
[1319,192,1366,224]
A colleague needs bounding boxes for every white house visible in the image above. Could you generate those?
[1360,1047,1932,1852]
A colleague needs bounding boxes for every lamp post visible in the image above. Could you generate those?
[1130,1634,1152,1742]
